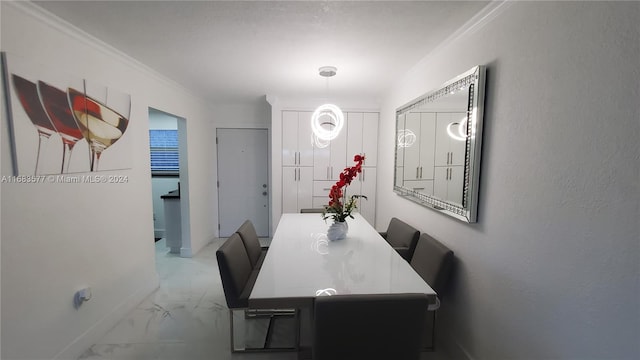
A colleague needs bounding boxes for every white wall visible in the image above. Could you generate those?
[378,2,639,359]
[0,2,216,359]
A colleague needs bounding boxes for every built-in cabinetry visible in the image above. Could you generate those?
[282,111,314,213]
[344,112,378,223]
[396,111,466,206]
[402,112,436,194]
[433,113,466,206]
[281,110,378,225]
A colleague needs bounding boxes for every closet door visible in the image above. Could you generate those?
[403,112,421,181]
[282,111,299,166]
[362,112,379,166]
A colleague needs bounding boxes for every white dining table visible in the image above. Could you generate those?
[249,213,438,309]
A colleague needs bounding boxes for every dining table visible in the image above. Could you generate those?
[249,212,438,309]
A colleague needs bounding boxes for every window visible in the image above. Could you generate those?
[149,129,179,174]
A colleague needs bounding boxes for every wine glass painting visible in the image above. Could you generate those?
[1,52,132,175]
[68,86,130,171]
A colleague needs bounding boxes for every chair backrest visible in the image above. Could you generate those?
[313,293,428,360]
[236,220,262,268]
[216,233,252,309]
[410,233,454,295]
[300,208,324,213]
[385,218,420,255]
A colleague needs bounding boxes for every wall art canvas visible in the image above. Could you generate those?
[2,51,132,176]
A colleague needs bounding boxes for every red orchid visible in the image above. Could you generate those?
[322,154,368,222]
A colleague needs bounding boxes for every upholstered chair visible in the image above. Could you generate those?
[379,217,420,261]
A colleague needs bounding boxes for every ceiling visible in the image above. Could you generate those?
[33,1,489,104]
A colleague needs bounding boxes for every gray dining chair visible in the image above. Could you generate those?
[313,293,429,360]
[236,220,267,270]
[216,233,298,352]
[379,217,420,261]
[410,233,454,351]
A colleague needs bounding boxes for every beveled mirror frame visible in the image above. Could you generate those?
[394,65,486,222]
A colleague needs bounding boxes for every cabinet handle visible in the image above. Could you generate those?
[297,168,300,181]
[362,168,365,182]
[420,167,423,179]
[416,167,419,179]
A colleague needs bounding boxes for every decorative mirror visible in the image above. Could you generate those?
[394,66,486,222]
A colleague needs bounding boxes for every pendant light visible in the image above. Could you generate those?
[311,66,344,141]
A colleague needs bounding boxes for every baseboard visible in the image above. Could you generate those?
[53,275,160,360]
[154,229,166,238]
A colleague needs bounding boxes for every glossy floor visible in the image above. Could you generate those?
[78,238,297,360]
[78,238,436,360]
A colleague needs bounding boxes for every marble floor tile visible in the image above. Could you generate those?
[79,238,297,360]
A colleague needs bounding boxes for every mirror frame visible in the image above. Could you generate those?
[394,65,486,223]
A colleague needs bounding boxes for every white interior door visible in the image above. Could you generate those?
[217,128,269,237]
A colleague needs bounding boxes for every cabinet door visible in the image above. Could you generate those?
[435,112,467,167]
[435,113,452,167]
[362,113,379,166]
[297,112,314,166]
[313,144,331,180]
[329,124,347,180]
[282,111,299,166]
[298,167,314,210]
[419,113,436,179]
[449,112,467,166]
[282,167,299,213]
[403,112,421,181]
[448,166,464,206]
[433,166,448,201]
[359,167,377,225]
[346,112,363,162]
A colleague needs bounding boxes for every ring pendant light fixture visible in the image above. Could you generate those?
[311,66,344,142]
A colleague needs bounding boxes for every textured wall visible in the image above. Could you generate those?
[0,2,216,359]
[378,2,639,359]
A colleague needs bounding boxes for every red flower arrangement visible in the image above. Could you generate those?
[322,154,368,222]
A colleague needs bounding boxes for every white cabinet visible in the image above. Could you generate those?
[346,112,378,166]
[435,112,466,167]
[282,166,313,213]
[403,112,436,182]
[280,110,378,225]
[433,112,466,206]
[433,166,464,206]
[345,167,377,225]
[313,123,347,181]
[282,111,314,212]
[282,111,313,167]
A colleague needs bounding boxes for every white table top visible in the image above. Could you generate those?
[249,213,437,309]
